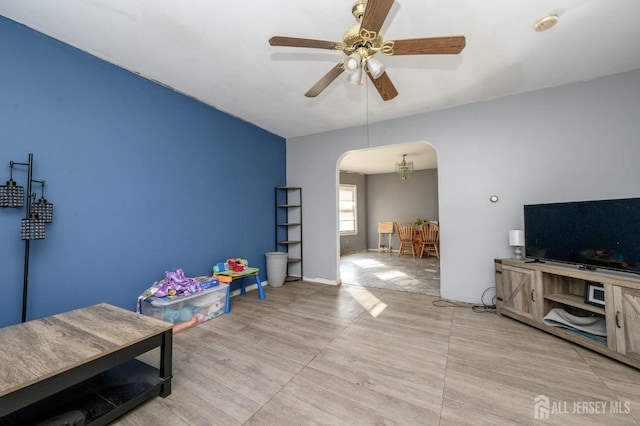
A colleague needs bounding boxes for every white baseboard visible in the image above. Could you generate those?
[229,282,261,297]
[300,277,338,286]
[229,278,339,297]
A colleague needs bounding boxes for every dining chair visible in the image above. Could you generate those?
[395,222,416,257]
[418,221,440,258]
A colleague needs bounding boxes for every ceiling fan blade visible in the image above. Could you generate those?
[360,0,394,35]
[269,36,342,50]
[366,70,398,101]
[305,64,345,98]
[385,36,466,55]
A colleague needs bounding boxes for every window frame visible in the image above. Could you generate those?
[339,184,358,236]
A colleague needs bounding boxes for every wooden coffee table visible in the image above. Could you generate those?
[0,303,173,425]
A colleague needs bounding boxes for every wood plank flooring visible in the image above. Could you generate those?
[116,282,639,426]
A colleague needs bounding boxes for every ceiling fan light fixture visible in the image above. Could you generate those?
[344,52,362,73]
[366,56,386,79]
[348,67,364,85]
[269,0,466,101]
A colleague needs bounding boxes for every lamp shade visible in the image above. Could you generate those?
[366,56,385,79]
[32,198,54,223]
[344,52,361,73]
[509,230,525,246]
[21,214,45,240]
[0,179,24,207]
[348,67,363,85]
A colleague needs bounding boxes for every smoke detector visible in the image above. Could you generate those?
[535,14,558,32]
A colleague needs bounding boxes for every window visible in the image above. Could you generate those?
[339,184,357,235]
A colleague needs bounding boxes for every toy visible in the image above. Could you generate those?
[163,309,180,323]
[154,268,202,298]
[227,258,248,272]
[163,306,193,324]
[212,258,249,274]
[178,306,193,322]
[213,262,228,274]
[173,317,197,332]
[136,268,204,313]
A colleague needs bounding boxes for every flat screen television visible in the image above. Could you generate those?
[523,197,640,274]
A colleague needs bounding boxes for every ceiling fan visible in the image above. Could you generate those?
[269,0,466,101]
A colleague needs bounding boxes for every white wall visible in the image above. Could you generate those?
[287,69,640,303]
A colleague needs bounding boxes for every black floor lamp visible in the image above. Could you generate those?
[0,153,54,322]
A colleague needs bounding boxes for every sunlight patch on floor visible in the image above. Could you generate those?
[353,259,384,268]
[345,286,387,318]
[374,269,406,280]
[393,277,422,287]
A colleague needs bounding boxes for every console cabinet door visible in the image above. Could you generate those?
[612,286,640,362]
[500,265,542,322]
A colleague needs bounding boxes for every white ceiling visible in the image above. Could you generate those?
[2,0,640,173]
[340,142,436,174]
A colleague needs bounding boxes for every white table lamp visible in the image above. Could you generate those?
[509,230,525,259]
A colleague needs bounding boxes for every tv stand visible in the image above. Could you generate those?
[495,259,640,370]
[524,258,545,264]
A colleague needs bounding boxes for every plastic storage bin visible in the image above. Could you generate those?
[140,282,228,332]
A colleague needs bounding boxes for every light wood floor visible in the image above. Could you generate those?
[117,282,640,426]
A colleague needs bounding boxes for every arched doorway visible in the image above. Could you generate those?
[336,141,440,295]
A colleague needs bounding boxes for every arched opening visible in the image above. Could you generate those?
[336,141,440,295]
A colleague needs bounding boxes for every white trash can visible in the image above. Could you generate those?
[265,252,288,288]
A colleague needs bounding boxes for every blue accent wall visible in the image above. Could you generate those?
[0,16,286,327]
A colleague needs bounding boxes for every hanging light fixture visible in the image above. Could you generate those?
[395,154,414,181]
[344,49,387,85]
[0,162,25,207]
[31,180,54,223]
[21,213,46,240]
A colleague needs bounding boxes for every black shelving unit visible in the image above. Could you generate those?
[275,187,302,281]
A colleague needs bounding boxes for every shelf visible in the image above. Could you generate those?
[542,323,607,347]
[2,359,164,425]
[545,293,605,315]
[285,275,302,282]
[276,187,302,283]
